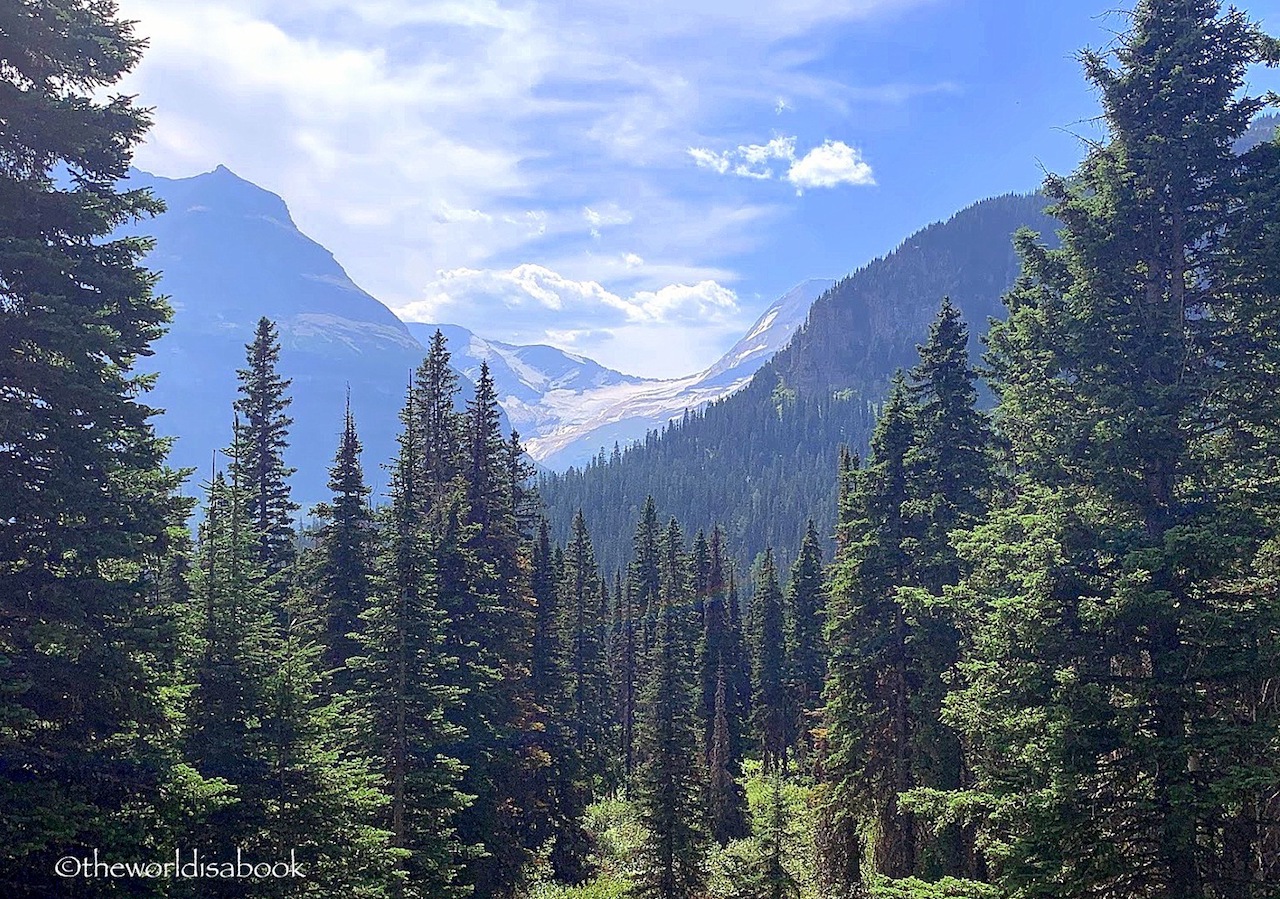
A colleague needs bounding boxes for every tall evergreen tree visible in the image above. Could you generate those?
[698,528,729,767]
[232,317,298,578]
[412,329,462,505]
[311,396,374,685]
[706,665,750,847]
[784,520,825,767]
[751,549,788,773]
[561,511,612,785]
[724,564,753,774]
[0,3,190,887]
[950,3,1280,896]
[635,519,707,899]
[355,379,468,898]
[819,376,917,887]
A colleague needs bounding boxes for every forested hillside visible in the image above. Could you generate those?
[539,192,1057,575]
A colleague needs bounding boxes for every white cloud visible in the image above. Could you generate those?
[786,140,876,191]
[689,134,874,189]
[688,147,731,174]
[623,252,644,268]
[394,264,748,376]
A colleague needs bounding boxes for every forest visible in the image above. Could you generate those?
[3,1,1280,898]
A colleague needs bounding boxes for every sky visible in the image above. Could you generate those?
[115,0,1280,379]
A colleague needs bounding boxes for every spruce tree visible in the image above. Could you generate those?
[706,665,750,847]
[724,564,753,774]
[355,379,467,898]
[412,329,463,505]
[311,396,374,685]
[561,511,612,784]
[952,3,1280,896]
[635,518,707,899]
[0,3,190,888]
[233,317,298,578]
[819,376,917,886]
[698,528,729,768]
[620,497,662,782]
[784,520,825,767]
[751,549,788,773]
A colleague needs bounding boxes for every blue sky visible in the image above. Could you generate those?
[116,0,1280,378]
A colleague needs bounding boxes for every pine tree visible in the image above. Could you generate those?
[355,378,467,898]
[233,317,298,578]
[561,511,612,784]
[751,549,788,773]
[724,565,753,774]
[699,529,729,768]
[185,463,278,862]
[443,364,538,897]
[619,497,662,783]
[311,396,374,686]
[612,566,640,785]
[953,3,1280,896]
[635,518,707,899]
[819,376,917,886]
[896,299,993,879]
[412,329,463,505]
[0,3,190,887]
[784,520,825,767]
[706,665,750,847]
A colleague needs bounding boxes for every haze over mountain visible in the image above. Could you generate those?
[406,278,833,468]
[127,165,833,507]
[125,165,489,509]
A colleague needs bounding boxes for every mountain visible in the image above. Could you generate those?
[406,278,835,470]
[125,166,483,511]
[402,323,647,440]
[538,193,1059,576]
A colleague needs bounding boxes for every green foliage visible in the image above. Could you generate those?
[538,195,1057,578]
[0,1,190,890]
[232,316,299,578]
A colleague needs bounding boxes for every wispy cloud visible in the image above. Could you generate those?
[115,0,941,375]
[393,264,748,377]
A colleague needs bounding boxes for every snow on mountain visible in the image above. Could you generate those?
[405,279,835,470]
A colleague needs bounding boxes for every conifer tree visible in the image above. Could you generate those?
[949,3,1280,895]
[819,376,917,886]
[619,497,662,782]
[724,565,753,772]
[706,665,750,847]
[698,529,729,767]
[630,497,663,659]
[355,379,467,898]
[635,518,707,899]
[185,463,278,860]
[233,317,298,578]
[412,329,462,504]
[751,549,788,773]
[311,396,374,684]
[530,519,561,722]
[784,520,825,766]
[561,511,612,785]
[0,3,190,886]
[612,567,640,785]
